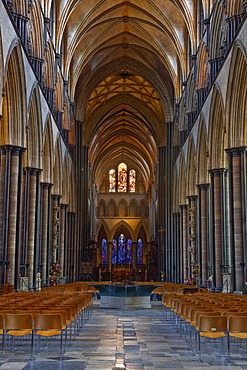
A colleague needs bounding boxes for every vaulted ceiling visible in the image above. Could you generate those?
[56,0,198,191]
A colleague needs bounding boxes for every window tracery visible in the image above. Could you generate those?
[108,163,136,193]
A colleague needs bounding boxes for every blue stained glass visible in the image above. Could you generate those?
[101,239,107,264]
[137,239,143,264]
[112,239,117,264]
[126,239,133,264]
[118,234,126,264]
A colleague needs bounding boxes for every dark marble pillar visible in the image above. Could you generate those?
[208,168,227,289]
[226,147,247,291]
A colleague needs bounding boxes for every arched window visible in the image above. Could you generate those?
[112,239,117,264]
[109,169,116,192]
[118,163,127,192]
[111,234,133,265]
[108,164,136,193]
[118,233,126,263]
[101,239,107,264]
[137,239,143,264]
[127,239,133,264]
[129,169,136,192]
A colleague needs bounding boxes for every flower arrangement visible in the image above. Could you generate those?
[53,205,60,212]
[53,216,59,225]
[189,234,196,240]
[192,264,200,277]
[189,206,196,214]
[241,279,247,294]
[185,277,192,285]
[189,221,195,228]
[49,261,62,286]
[112,270,134,285]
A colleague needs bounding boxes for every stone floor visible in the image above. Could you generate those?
[1,300,247,369]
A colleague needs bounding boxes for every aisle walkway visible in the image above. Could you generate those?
[1,301,247,369]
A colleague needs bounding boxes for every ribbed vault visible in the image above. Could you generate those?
[57,0,195,192]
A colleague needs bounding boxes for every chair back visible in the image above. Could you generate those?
[199,315,227,332]
[34,313,62,330]
[229,315,247,332]
[5,313,33,330]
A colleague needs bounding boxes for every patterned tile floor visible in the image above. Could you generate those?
[1,300,247,369]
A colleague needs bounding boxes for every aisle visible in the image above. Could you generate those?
[0,302,247,369]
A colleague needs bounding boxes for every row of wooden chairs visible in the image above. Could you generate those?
[163,292,247,360]
[0,290,92,360]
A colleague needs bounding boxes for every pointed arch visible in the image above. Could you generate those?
[226,41,247,147]
[98,199,106,217]
[42,115,54,184]
[25,85,43,168]
[1,41,27,146]
[107,199,117,217]
[118,199,128,217]
[28,0,44,59]
[208,84,226,168]
[61,151,71,204]
[196,117,209,184]
[197,41,208,89]
[53,136,63,195]
[129,199,138,217]
[110,220,134,241]
[186,137,197,196]
[209,1,226,59]
[178,154,187,205]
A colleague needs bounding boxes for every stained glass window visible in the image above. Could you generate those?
[118,163,127,192]
[137,239,143,264]
[126,239,133,264]
[129,169,136,192]
[109,169,116,192]
[118,233,126,264]
[101,239,107,264]
[112,239,117,264]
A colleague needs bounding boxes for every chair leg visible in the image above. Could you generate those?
[198,333,201,361]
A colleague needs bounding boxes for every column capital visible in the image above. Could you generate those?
[208,168,227,176]
[225,146,247,156]
[40,182,53,189]
[0,145,26,155]
[60,203,69,209]
[52,194,62,200]
[179,204,188,209]
[186,195,198,201]
[23,167,42,175]
[196,183,211,190]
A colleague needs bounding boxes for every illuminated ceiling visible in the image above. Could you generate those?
[56,0,198,191]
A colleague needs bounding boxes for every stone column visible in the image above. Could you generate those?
[0,146,25,287]
[60,203,68,277]
[173,212,180,283]
[24,168,42,288]
[196,184,210,284]
[187,196,197,284]
[40,183,53,285]
[158,146,166,280]
[52,195,61,262]
[226,147,247,290]
[180,204,188,282]
[208,168,227,289]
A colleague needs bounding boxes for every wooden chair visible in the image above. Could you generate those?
[5,313,34,359]
[227,315,247,356]
[195,314,227,361]
[34,313,65,359]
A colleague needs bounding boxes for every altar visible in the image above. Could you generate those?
[89,284,162,309]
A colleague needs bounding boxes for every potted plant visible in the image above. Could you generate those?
[242,280,247,295]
